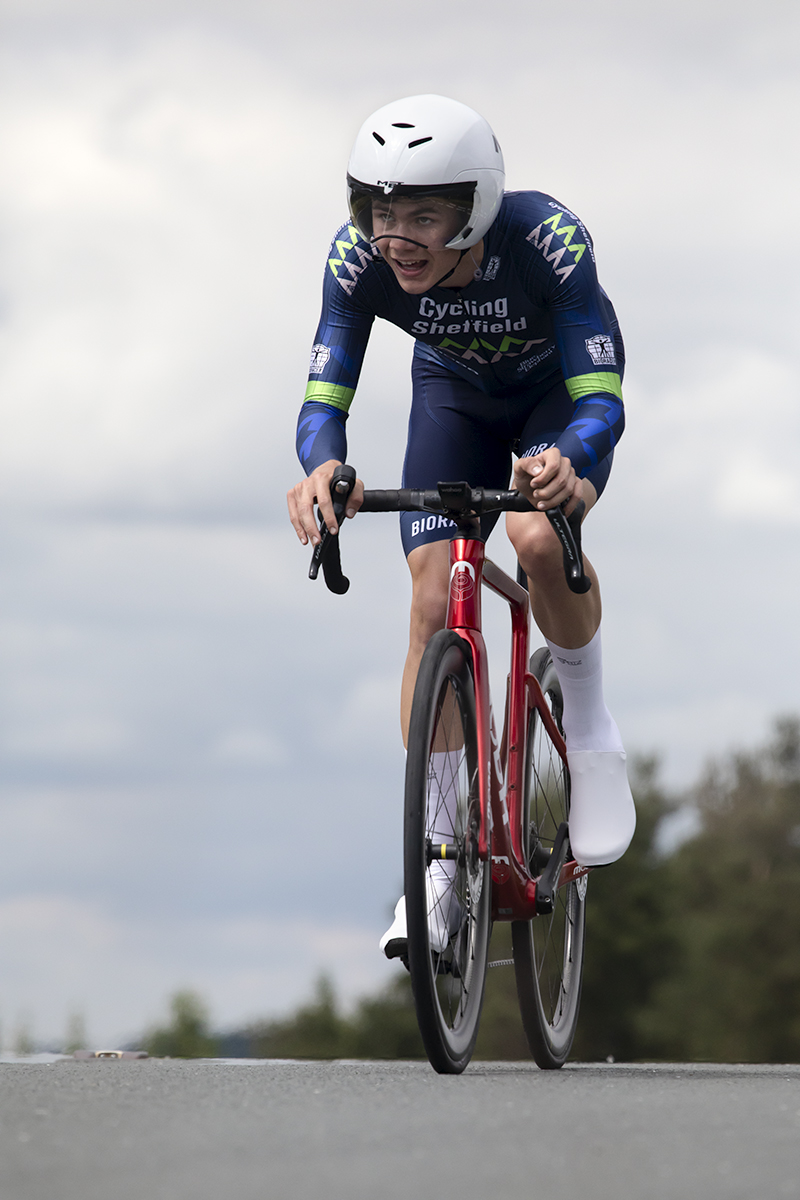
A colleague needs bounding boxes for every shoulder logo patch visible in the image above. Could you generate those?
[309,344,331,374]
[584,334,616,366]
[483,255,501,282]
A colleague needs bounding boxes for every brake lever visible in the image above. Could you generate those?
[546,500,591,594]
[308,465,357,593]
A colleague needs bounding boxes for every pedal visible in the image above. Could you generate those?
[534,821,570,915]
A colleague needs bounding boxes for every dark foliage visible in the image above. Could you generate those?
[208,718,800,1063]
[635,716,800,1062]
[247,974,424,1060]
[146,991,219,1059]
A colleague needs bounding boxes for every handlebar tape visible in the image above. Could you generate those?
[309,468,590,596]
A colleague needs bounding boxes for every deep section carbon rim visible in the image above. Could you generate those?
[512,647,586,1068]
[404,630,491,1074]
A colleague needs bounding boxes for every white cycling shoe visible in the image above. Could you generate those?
[379,880,463,960]
[379,898,408,960]
[567,749,637,866]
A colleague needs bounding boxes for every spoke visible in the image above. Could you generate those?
[425,671,481,1032]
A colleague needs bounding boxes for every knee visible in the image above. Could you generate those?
[410,579,448,644]
[409,567,449,646]
[508,515,562,581]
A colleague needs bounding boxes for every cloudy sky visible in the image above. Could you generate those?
[0,0,798,1047]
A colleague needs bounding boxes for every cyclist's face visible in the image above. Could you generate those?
[371,197,463,293]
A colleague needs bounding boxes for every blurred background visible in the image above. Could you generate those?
[0,0,798,1051]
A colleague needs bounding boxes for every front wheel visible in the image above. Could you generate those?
[512,647,586,1068]
[405,630,491,1074]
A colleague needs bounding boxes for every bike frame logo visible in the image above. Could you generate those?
[450,561,475,601]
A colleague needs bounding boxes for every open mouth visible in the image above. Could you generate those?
[393,257,429,277]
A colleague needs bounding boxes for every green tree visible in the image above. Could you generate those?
[471,756,680,1062]
[64,1010,87,1054]
[639,717,800,1062]
[348,975,425,1059]
[571,754,682,1061]
[473,923,529,1059]
[250,976,350,1059]
[146,990,219,1058]
[249,975,425,1060]
[223,719,800,1065]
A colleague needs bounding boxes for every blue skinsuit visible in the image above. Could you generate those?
[296,191,625,554]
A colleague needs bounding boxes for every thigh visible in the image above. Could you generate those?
[400,360,512,556]
[517,380,614,501]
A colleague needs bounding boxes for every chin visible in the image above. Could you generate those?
[395,274,433,295]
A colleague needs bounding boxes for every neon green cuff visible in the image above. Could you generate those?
[564,371,623,402]
[303,381,355,412]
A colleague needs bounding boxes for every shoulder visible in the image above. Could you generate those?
[493,192,598,289]
[323,221,386,301]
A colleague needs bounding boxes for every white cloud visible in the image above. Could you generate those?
[0,895,394,1046]
[0,2,798,1042]
[212,728,286,767]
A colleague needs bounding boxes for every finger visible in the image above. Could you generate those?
[516,453,555,485]
[532,466,571,505]
[533,469,574,509]
[532,455,574,503]
[286,489,309,545]
[296,488,324,544]
[534,487,571,511]
[316,489,339,536]
[345,478,365,519]
[309,467,340,536]
[563,478,584,519]
[514,459,551,500]
[288,486,319,546]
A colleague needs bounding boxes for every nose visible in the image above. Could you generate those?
[386,233,428,254]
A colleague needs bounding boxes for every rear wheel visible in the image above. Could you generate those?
[512,647,586,1068]
[405,630,491,1074]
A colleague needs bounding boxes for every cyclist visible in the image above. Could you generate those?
[287,95,636,957]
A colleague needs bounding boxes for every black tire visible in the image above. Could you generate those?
[404,629,491,1074]
[512,647,586,1069]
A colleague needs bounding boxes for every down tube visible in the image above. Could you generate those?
[452,627,493,862]
[481,560,530,868]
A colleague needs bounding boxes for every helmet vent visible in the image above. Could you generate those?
[391,122,415,128]
[407,136,432,149]
[493,136,500,153]
[372,131,386,145]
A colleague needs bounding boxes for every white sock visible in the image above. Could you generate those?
[428,750,460,943]
[429,750,460,840]
[545,626,624,754]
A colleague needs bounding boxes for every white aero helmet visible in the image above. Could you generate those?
[347,94,505,250]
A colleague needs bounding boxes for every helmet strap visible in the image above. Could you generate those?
[370,234,429,251]
[431,249,469,289]
[370,236,469,289]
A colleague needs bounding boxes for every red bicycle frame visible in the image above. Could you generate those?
[445,534,591,922]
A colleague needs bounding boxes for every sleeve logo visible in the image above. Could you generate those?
[585,334,616,366]
[309,344,331,374]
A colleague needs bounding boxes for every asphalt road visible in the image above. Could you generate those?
[2,1058,800,1200]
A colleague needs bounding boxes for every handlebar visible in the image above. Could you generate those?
[309,465,591,596]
